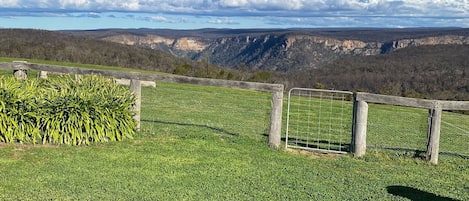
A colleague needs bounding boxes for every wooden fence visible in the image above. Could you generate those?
[352,92,469,164]
[0,61,284,148]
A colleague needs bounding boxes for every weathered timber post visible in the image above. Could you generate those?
[13,61,28,80]
[130,79,142,131]
[426,101,442,165]
[39,71,48,79]
[269,89,283,148]
[352,100,368,157]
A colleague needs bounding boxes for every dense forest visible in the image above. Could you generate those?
[284,44,469,100]
[1,29,468,101]
[0,29,264,81]
[0,29,184,71]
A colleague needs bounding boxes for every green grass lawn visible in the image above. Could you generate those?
[0,79,468,200]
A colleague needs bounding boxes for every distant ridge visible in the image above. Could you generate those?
[65,28,469,71]
[0,28,467,101]
[0,29,187,72]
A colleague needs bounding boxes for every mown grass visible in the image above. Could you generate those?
[0,79,468,200]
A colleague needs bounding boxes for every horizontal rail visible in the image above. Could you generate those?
[355,92,469,111]
[0,62,283,92]
[289,87,353,95]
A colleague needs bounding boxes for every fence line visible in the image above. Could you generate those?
[366,104,428,152]
[353,92,469,164]
[440,113,469,157]
[0,61,284,148]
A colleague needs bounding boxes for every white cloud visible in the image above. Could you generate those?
[1,0,20,7]
[1,0,469,28]
[219,0,249,8]
[1,0,468,18]
[207,17,239,24]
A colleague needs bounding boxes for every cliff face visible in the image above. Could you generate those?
[380,35,469,53]
[100,30,469,71]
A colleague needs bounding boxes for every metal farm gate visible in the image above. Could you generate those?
[285,88,354,154]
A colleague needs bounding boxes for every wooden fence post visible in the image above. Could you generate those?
[39,71,48,79]
[426,102,442,165]
[130,79,142,131]
[352,100,368,157]
[269,89,283,148]
[13,61,28,80]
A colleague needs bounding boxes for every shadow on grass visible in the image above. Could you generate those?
[369,146,469,159]
[272,135,351,152]
[142,119,239,136]
[387,186,459,201]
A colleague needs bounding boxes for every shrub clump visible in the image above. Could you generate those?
[0,75,136,145]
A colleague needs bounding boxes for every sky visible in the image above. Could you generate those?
[0,0,469,30]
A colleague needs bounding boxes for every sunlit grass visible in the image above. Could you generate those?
[0,66,467,200]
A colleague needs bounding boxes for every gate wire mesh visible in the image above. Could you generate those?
[367,104,469,158]
[285,88,353,154]
[139,82,272,143]
[367,104,429,152]
[440,111,469,157]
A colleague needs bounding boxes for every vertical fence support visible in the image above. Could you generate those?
[269,89,283,148]
[39,71,48,79]
[13,61,28,80]
[426,102,442,165]
[352,100,368,157]
[130,79,142,131]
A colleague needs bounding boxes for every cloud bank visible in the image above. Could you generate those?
[1,0,468,28]
[1,0,467,17]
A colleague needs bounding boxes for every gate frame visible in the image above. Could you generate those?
[285,87,353,154]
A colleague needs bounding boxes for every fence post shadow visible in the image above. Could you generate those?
[141,119,240,137]
[386,185,459,201]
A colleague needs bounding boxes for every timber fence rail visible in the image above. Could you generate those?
[0,61,284,148]
[352,92,469,164]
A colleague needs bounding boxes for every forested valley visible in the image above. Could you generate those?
[0,29,468,101]
[284,44,469,100]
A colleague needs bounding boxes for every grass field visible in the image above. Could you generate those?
[0,72,468,200]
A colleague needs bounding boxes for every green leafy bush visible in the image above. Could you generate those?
[0,75,136,145]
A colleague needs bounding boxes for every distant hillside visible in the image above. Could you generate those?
[65,28,469,71]
[285,44,469,101]
[1,28,467,101]
[0,29,186,72]
[0,29,265,82]
[67,28,469,101]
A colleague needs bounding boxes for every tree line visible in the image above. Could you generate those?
[1,29,467,101]
[0,29,274,82]
[280,44,469,101]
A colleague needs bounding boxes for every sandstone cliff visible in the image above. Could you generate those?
[94,28,469,71]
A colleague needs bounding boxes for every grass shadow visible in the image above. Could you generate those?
[387,186,459,201]
[280,136,351,152]
[141,119,239,137]
[369,146,469,159]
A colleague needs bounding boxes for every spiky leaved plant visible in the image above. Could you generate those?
[0,75,136,145]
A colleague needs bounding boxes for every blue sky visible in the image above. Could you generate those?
[1,0,469,30]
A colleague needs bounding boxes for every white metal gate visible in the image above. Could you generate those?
[285,88,354,154]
